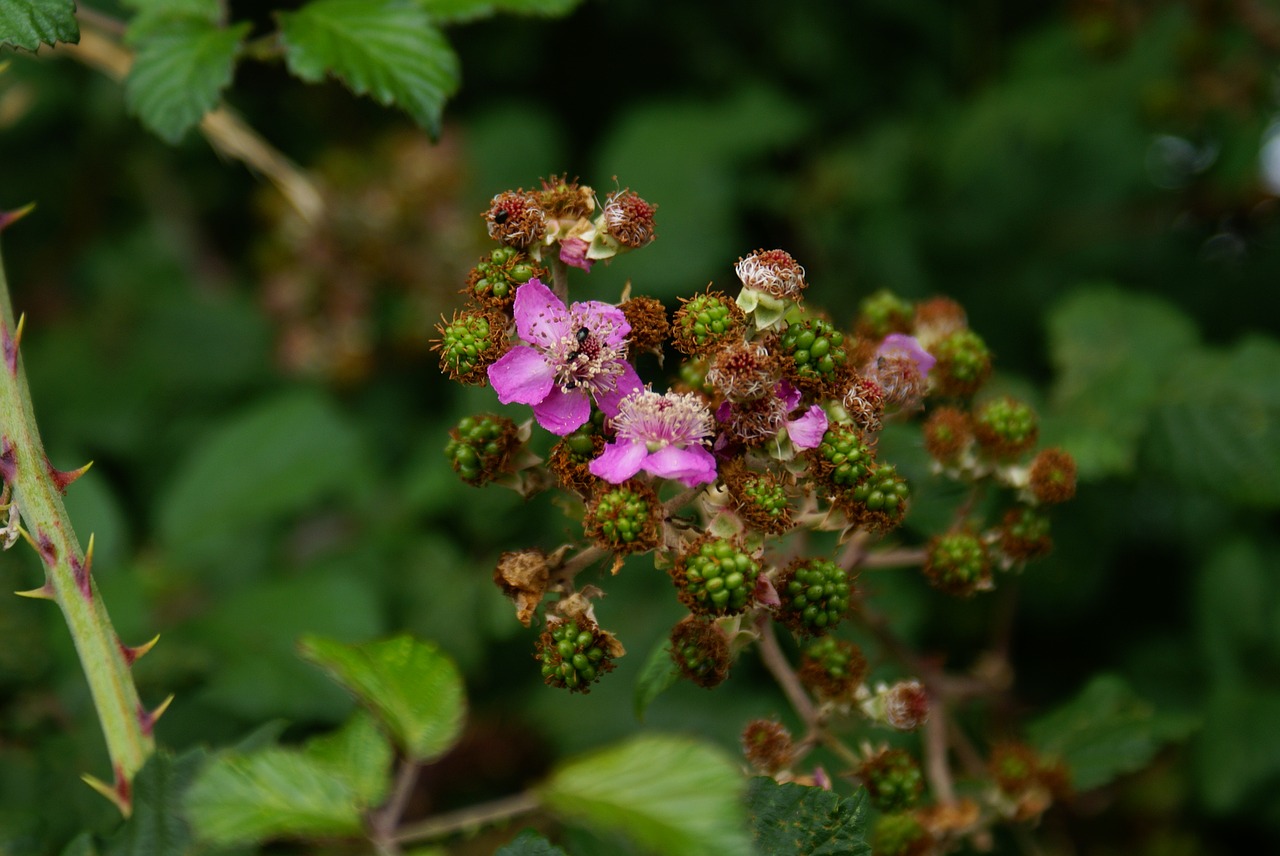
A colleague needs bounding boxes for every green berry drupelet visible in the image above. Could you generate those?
[670,615,731,688]
[432,307,507,385]
[798,636,868,700]
[839,463,910,533]
[777,558,853,637]
[923,529,991,596]
[930,328,992,398]
[855,289,915,340]
[809,422,875,491]
[973,396,1038,459]
[998,506,1052,561]
[672,289,745,356]
[722,460,792,534]
[780,317,847,395]
[583,481,661,554]
[672,536,761,615]
[536,618,615,693]
[860,748,925,812]
[445,414,520,486]
[464,247,545,309]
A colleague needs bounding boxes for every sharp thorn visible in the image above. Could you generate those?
[49,459,93,493]
[73,534,94,600]
[0,203,35,233]
[81,770,132,818]
[14,584,54,599]
[121,633,161,665]
[13,313,23,350]
[139,694,176,736]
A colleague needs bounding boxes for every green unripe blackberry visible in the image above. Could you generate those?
[973,397,1038,458]
[673,536,761,615]
[777,558,852,637]
[923,529,991,596]
[810,422,874,489]
[723,460,792,534]
[998,506,1052,561]
[672,289,745,355]
[781,317,847,393]
[871,812,931,856]
[840,463,909,533]
[856,289,914,340]
[432,308,507,385]
[860,748,925,812]
[583,481,660,554]
[536,618,615,693]
[444,413,519,486]
[669,615,731,688]
[465,247,545,308]
[930,328,992,398]
[798,636,867,699]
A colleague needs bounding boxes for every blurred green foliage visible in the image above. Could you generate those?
[2,0,1280,853]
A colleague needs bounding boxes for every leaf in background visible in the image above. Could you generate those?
[124,18,250,143]
[538,735,752,856]
[156,390,367,558]
[1043,284,1198,479]
[184,748,364,845]
[745,777,869,856]
[1027,674,1198,791]
[416,0,581,24]
[103,750,205,856]
[304,710,394,808]
[1196,538,1280,687]
[633,639,679,722]
[120,0,221,39]
[1145,336,1280,508]
[299,634,467,762]
[1196,685,1280,812]
[0,0,77,51]
[495,830,570,856]
[58,834,99,856]
[279,0,459,136]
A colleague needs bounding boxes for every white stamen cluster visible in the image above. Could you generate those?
[734,249,806,300]
[706,340,779,401]
[614,390,713,448]
[550,314,625,393]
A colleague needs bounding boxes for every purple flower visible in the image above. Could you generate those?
[877,333,935,376]
[487,278,642,435]
[559,237,594,273]
[589,390,717,487]
[715,380,828,450]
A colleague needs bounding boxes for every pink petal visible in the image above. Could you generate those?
[878,333,936,376]
[786,405,829,450]
[588,440,648,483]
[559,237,594,273]
[643,444,718,486]
[593,360,644,417]
[532,386,592,435]
[578,301,631,347]
[754,576,781,607]
[776,379,801,411]
[715,400,733,423]
[488,346,555,405]
[513,278,569,347]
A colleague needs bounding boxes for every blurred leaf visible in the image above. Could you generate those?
[1196,538,1280,688]
[495,830,569,856]
[121,0,222,40]
[59,834,99,856]
[303,710,394,808]
[1028,674,1198,791]
[1044,285,1198,479]
[156,390,367,558]
[124,18,250,143]
[279,0,459,136]
[538,735,752,856]
[184,748,364,845]
[103,750,204,856]
[1145,336,1280,508]
[194,574,383,722]
[299,634,466,761]
[0,0,77,51]
[1197,685,1280,812]
[745,777,869,856]
[633,639,679,722]
[417,0,581,24]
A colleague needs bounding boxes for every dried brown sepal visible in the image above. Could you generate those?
[548,434,605,495]
[669,614,731,688]
[537,174,595,221]
[620,296,670,354]
[485,190,547,248]
[1028,447,1077,505]
[923,407,973,463]
[741,719,794,774]
[494,549,549,627]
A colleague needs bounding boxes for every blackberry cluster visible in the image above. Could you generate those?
[855,289,914,340]
[672,290,744,355]
[536,619,614,693]
[861,748,925,812]
[811,423,875,488]
[841,463,910,532]
[433,308,504,385]
[465,247,544,308]
[923,530,991,596]
[669,616,730,688]
[444,414,518,486]
[777,558,853,636]
[798,636,867,699]
[930,328,992,397]
[780,317,846,392]
[583,482,660,553]
[973,397,1038,458]
[673,537,761,615]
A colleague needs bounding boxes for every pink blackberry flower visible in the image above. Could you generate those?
[589,390,717,487]
[487,278,642,435]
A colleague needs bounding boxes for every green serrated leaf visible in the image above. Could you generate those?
[121,0,222,40]
[633,639,679,722]
[104,750,206,856]
[304,711,394,808]
[184,748,364,846]
[415,0,582,24]
[157,390,367,557]
[538,735,752,856]
[495,829,570,856]
[279,0,459,135]
[745,778,869,856]
[123,18,249,143]
[1043,284,1199,479]
[1027,674,1199,791]
[299,634,467,761]
[1145,336,1280,508]
[0,0,78,51]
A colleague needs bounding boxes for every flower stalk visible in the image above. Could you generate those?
[0,228,154,815]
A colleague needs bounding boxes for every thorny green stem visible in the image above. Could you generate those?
[0,236,152,813]
[391,791,540,845]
